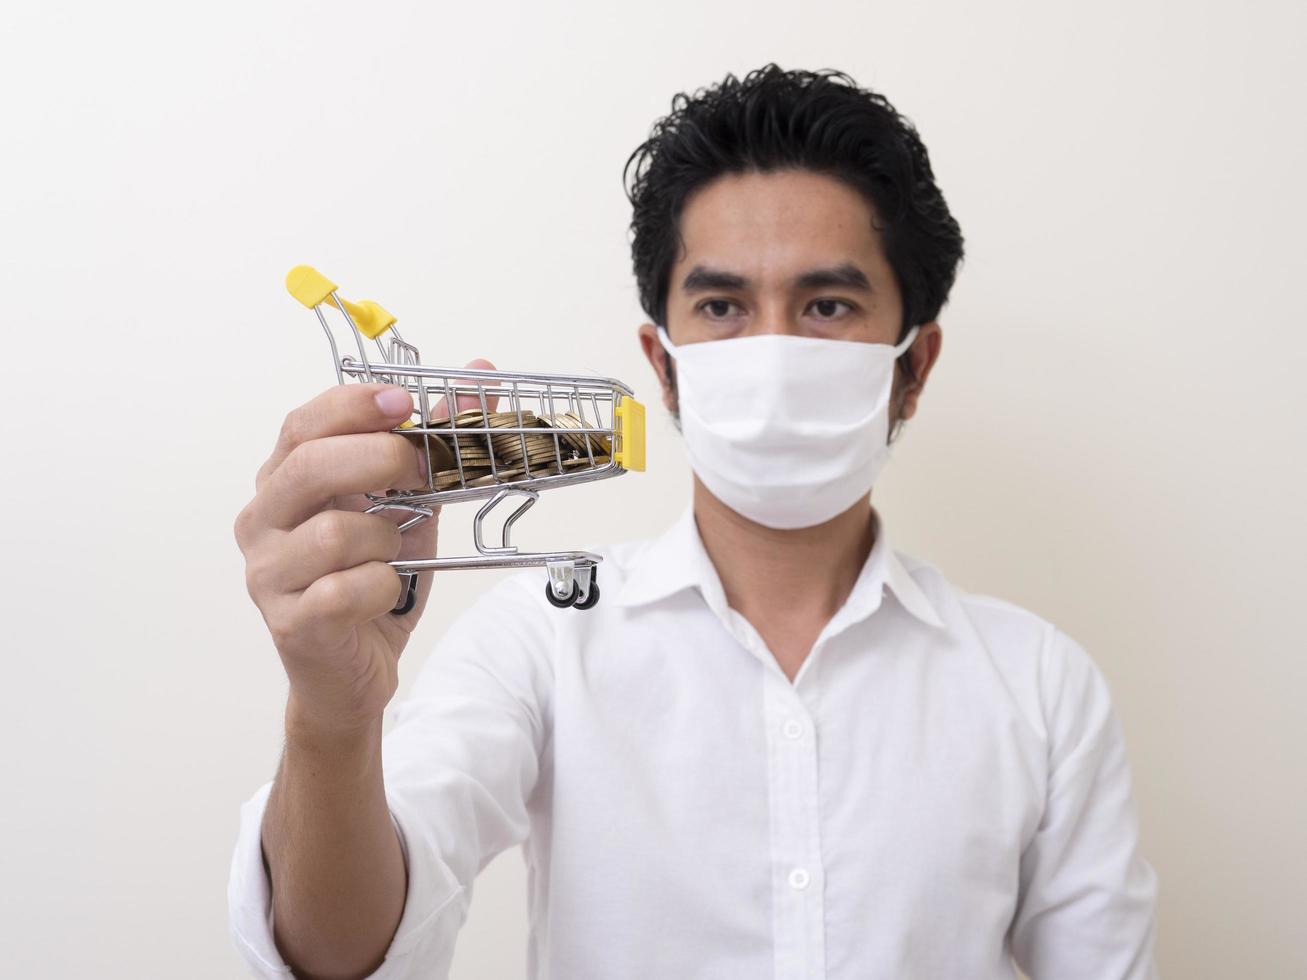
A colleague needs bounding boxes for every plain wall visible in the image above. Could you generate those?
[2,1,1303,976]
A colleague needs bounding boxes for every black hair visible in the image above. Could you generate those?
[623,64,965,347]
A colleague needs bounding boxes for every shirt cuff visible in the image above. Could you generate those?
[227,781,467,979]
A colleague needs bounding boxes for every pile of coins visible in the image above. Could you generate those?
[407,409,613,490]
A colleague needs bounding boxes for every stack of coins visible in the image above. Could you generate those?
[413,408,613,490]
[542,411,613,458]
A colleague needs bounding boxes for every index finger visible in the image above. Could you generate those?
[257,382,414,492]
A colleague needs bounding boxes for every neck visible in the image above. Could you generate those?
[692,478,877,624]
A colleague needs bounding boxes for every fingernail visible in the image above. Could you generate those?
[375,387,410,417]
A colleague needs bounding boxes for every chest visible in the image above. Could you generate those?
[543,617,1047,887]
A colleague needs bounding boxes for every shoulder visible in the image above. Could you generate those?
[902,553,1049,641]
[895,550,1114,750]
[899,551,1097,668]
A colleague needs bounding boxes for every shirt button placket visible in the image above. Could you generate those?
[764,671,826,979]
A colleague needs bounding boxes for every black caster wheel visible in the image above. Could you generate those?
[391,574,419,615]
[545,580,578,608]
[574,570,600,610]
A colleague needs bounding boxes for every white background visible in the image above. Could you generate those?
[2,1,1304,977]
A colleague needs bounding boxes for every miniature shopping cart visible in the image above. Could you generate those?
[285,265,646,612]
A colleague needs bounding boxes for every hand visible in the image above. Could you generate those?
[234,363,496,734]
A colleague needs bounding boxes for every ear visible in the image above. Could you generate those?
[897,321,943,422]
[637,322,677,412]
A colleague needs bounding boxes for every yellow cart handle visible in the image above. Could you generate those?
[285,264,396,339]
[613,396,646,472]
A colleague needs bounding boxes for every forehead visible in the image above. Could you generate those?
[672,168,888,283]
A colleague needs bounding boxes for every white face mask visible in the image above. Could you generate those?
[656,324,920,530]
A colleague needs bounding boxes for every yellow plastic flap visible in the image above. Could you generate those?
[613,396,646,472]
[285,265,396,339]
[285,265,336,308]
[332,296,396,339]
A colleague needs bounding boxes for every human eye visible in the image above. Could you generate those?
[807,298,856,320]
[697,298,744,320]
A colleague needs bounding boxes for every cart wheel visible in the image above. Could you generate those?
[545,580,577,608]
[391,574,419,615]
[574,570,600,611]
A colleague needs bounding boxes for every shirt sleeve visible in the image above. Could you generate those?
[1010,628,1160,979]
[227,570,555,979]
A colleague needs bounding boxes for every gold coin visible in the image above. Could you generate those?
[488,411,540,427]
[458,418,536,446]
[541,412,613,455]
[420,410,495,434]
[422,409,478,429]
[436,409,540,429]
[433,466,492,489]
[517,452,572,469]
[497,443,569,466]
[437,449,492,464]
[465,466,527,487]
[506,435,565,454]
[400,430,457,473]
[489,422,547,438]
[490,432,550,454]
[444,454,615,488]
[437,433,496,455]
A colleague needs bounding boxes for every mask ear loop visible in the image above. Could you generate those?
[655,324,677,356]
[655,324,679,402]
[893,323,921,356]
[889,324,923,444]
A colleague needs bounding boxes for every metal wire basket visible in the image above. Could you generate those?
[286,265,646,612]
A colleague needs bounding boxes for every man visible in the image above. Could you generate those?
[229,65,1159,979]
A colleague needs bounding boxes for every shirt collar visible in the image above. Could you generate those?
[614,504,946,631]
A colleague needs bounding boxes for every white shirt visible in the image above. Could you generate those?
[228,506,1159,979]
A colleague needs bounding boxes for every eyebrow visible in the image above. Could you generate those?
[681,266,749,292]
[680,262,873,293]
[795,263,872,292]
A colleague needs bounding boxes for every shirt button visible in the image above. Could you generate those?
[782,718,805,739]
[788,867,810,890]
